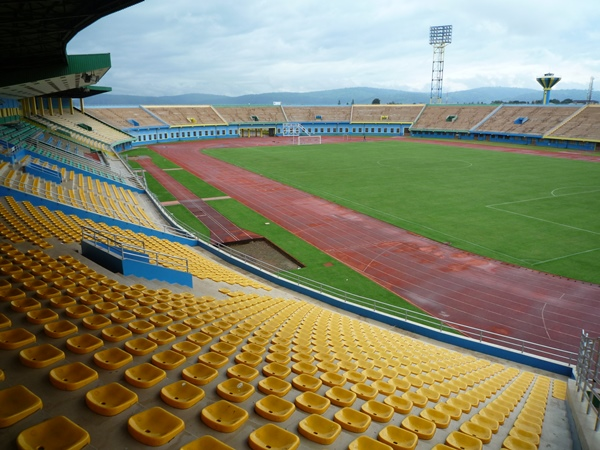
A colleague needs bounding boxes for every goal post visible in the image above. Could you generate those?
[285,123,321,145]
[295,135,322,145]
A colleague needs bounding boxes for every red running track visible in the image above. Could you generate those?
[150,138,600,358]
[135,156,258,243]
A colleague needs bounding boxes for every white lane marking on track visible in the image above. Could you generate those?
[541,302,552,341]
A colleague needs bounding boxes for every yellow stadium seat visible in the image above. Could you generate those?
[420,407,451,429]
[351,382,379,400]
[128,406,184,446]
[183,435,234,450]
[378,424,419,450]
[401,415,436,440]
[334,406,372,432]
[182,363,218,386]
[19,343,65,368]
[258,376,292,397]
[292,374,322,392]
[151,350,186,370]
[160,380,205,409]
[101,325,133,342]
[86,382,138,416]
[361,400,395,423]
[298,413,341,445]
[445,431,483,450]
[198,351,229,369]
[66,333,104,354]
[49,362,98,391]
[124,363,166,388]
[201,400,249,432]
[509,427,540,447]
[124,337,157,356]
[0,384,43,427]
[349,435,393,450]
[17,415,90,450]
[254,395,295,422]
[248,423,300,450]
[217,378,255,402]
[502,435,538,450]
[295,391,331,414]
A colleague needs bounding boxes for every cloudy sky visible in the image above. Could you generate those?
[67,0,599,96]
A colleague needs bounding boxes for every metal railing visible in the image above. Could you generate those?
[153,203,579,366]
[575,331,600,431]
[81,226,189,274]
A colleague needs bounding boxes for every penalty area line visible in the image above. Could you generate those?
[486,205,600,236]
[531,247,600,266]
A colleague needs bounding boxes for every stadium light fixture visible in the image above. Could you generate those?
[429,25,453,104]
[429,25,452,45]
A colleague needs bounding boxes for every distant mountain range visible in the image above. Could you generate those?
[85,86,599,107]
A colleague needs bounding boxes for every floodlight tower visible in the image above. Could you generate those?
[429,25,452,104]
[536,73,561,104]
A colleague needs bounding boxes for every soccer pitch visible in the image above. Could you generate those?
[205,140,600,284]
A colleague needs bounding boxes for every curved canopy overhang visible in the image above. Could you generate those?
[0,0,142,99]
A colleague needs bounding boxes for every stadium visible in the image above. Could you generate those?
[0,2,599,449]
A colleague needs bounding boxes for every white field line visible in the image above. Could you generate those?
[531,247,600,266]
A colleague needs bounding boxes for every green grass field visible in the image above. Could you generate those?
[123,147,431,321]
[205,140,600,284]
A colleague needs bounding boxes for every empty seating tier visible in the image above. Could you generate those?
[0,239,571,449]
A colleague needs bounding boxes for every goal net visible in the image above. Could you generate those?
[293,135,322,145]
[285,123,321,145]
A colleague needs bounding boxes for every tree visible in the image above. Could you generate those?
[372,98,381,104]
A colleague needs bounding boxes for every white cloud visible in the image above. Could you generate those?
[67,0,600,96]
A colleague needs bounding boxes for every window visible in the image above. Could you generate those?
[371,128,375,133]
[327,128,331,133]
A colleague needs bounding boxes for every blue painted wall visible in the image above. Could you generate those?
[82,240,193,287]
[126,122,410,147]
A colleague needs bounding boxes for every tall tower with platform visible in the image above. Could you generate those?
[536,73,561,104]
[429,25,452,104]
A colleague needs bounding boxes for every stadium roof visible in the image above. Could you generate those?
[0,0,143,99]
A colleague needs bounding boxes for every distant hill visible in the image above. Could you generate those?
[85,86,598,107]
